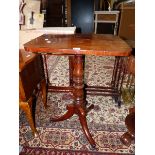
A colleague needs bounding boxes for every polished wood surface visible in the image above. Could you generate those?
[19,49,47,136]
[118,2,135,42]
[19,50,46,103]
[24,34,131,56]
[19,49,37,72]
[24,34,131,147]
[19,97,38,137]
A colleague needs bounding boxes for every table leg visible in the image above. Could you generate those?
[111,57,126,106]
[51,55,96,147]
[19,97,38,137]
[111,56,120,88]
[40,79,47,109]
[73,55,96,147]
[51,104,75,121]
[42,55,50,84]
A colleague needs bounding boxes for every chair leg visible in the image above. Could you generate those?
[40,79,47,109]
[19,97,38,137]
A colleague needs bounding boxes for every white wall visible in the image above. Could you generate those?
[20,0,41,30]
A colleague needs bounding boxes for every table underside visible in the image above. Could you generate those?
[43,55,127,106]
[42,54,127,148]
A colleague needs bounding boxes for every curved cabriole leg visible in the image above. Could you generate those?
[77,107,96,148]
[51,104,75,122]
[19,97,38,137]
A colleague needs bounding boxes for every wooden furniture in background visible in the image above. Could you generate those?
[41,0,66,27]
[117,1,135,105]
[121,55,135,105]
[40,0,71,27]
[120,107,135,146]
[19,49,47,136]
[118,2,135,48]
[120,55,135,145]
[24,34,131,147]
[94,11,120,35]
[66,0,71,26]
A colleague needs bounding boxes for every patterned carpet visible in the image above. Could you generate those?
[19,56,135,154]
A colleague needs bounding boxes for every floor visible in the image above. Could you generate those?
[19,56,135,154]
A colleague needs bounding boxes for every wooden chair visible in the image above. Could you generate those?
[121,55,135,104]
[120,54,135,146]
[94,10,120,35]
[19,49,47,136]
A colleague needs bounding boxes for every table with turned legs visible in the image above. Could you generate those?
[24,34,131,148]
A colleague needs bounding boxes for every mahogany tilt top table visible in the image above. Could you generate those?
[24,34,132,148]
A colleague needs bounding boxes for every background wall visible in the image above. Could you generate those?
[71,0,94,34]
[20,0,41,30]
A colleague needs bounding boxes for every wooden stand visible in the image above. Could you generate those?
[24,34,132,147]
[51,55,96,147]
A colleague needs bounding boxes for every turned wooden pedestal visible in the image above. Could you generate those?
[24,34,131,147]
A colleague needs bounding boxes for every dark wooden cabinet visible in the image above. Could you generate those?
[41,0,66,27]
[118,2,135,43]
[19,49,47,136]
[41,0,94,33]
[19,50,45,101]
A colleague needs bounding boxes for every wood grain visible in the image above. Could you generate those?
[24,34,132,56]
